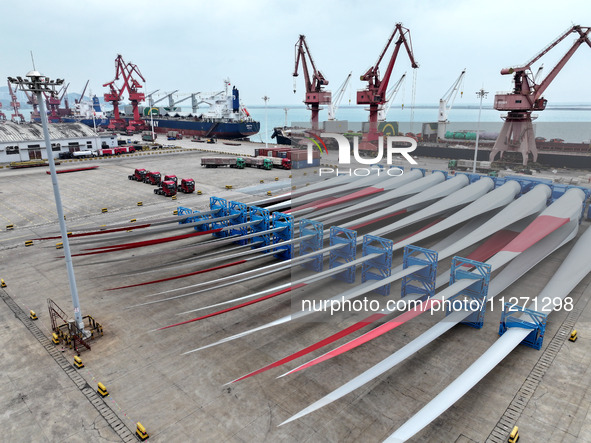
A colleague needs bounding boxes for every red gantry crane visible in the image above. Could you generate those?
[103,54,146,132]
[357,23,418,151]
[7,80,25,123]
[490,25,591,165]
[293,35,331,131]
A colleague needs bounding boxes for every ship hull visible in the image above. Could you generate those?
[148,118,259,139]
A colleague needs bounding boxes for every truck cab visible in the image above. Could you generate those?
[263,158,272,170]
[282,158,291,170]
[236,157,245,169]
[163,174,178,185]
[128,168,147,181]
[154,180,177,197]
[144,171,161,185]
[179,178,195,193]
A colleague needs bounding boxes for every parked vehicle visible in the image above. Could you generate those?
[245,157,273,170]
[144,171,161,185]
[270,157,291,170]
[128,168,148,181]
[179,178,195,193]
[154,180,177,197]
[200,157,245,169]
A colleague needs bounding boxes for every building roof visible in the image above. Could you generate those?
[0,121,98,143]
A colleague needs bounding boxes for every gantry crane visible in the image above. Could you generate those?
[103,54,146,132]
[7,80,25,123]
[293,35,331,131]
[328,72,351,121]
[490,25,591,165]
[437,69,466,139]
[357,23,418,151]
[378,72,406,122]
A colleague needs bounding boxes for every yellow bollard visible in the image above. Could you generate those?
[137,201,143,206]
[6,224,14,230]
[173,210,178,215]
[73,356,84,369]
[25,240,33,247]
[569,330,578,342]
[29,310,38,320]
[197,190,202,195]
[508,426,519,443]
[267,191,272,196]
[52,333,60,344]
[97,382,109,397]
[56,242,63,249]
[0,278,6,288]
[136,422,149,441]
[101,208,108,213]
[130,219,137,223]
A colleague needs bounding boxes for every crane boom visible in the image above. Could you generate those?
[357,23,418,149]
[293,35,331,130]
[328,72,352,120]
[437,69,465,139]
[379,72,406,121]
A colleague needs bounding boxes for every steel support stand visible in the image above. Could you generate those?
[361,235,394,296]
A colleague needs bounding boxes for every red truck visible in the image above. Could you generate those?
[144,171,161,185]
[115,146,135,155]
[179,178,195,193]
[270,157,291,170]
[154,180,177,197]
[128,168,147,181]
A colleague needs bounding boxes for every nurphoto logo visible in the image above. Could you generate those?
[305,132,418,165]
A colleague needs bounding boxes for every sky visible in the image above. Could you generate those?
[3,0,591,108]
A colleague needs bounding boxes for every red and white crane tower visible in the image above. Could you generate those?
[103,54,146,132]
[7,80,25,123]
[293,35,331,131]
[357,23,418,151]
[490,25,591,165]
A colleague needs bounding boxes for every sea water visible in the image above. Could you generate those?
[245,104,591,144]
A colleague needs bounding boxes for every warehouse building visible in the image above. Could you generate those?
[0,121,117,163]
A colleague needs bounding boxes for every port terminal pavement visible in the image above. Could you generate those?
[1,142,591,442]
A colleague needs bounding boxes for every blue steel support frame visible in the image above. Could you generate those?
[228,201,248,245]
[177,206,209,232]
[499,303,548,350]
[249,206,270,249]
[455,172,481,183]
[445,257,492,329]
[272,212,294,260]
[401,245,438,301]
[361,235,394,296]
[431,170,449,179]
[209,197,228,238]
[329,227,357,283]
[300,219,324,272]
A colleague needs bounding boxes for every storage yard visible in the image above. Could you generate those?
[1,142,591,442]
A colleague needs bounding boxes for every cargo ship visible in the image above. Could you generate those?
[62,82,259,140]
[143,84,259,139]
